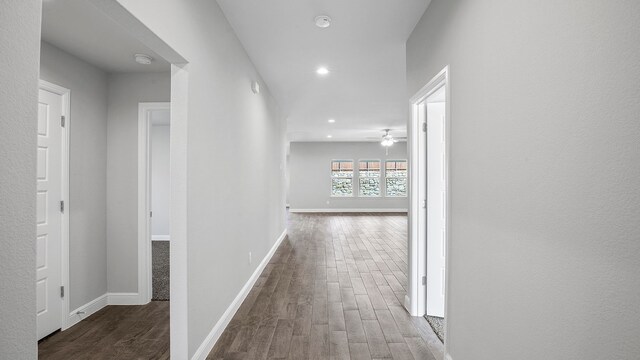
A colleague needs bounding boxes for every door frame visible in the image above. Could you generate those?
[407,66,451,330]
[38,80,71,330]
[137,102,170,304]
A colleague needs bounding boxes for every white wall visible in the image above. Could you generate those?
[407,1,640,359]
[106,72,170,294]
[151,124,170,238]
[40,41,109,310]
[0,2,40,358]
[289,142,408,211]
[115,1,287,357]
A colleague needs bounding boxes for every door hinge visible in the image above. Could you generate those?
[60,286,64,298]
[422,199,426,208]
[150,211,152,218]
[422,122,427,132]
[60,200,64,213]
[422,276,426,286]
[61,115,65,127]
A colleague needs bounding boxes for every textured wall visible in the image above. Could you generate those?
[0,1,41,358]
[289,142,408,211]
[40,41,109,310]
[407,1,640,359]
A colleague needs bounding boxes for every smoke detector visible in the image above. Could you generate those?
[134,54,153,65]
[314,15,332,28]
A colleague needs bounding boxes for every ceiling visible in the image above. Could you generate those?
[217,0,430,142]
[41,0,170,73]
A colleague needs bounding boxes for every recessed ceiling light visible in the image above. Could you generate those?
[327,135,333,138]
[315,15,332,29]
[328,119,336,123]
[134,54,153,65]
[316,67,329,75]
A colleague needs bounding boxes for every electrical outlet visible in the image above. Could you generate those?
[326,200,330,204]
[249,252,252,265]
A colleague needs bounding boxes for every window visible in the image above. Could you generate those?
[385,160,408,197]
[331,160,354,197]
[359,160,381,197]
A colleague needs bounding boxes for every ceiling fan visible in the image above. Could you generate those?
[368,129,407,154]
[380,129,406,147]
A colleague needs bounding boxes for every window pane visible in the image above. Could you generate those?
[332,160,353,178]
[359,160,381,178]
[332,178,353,196]
[359,160,381,196]
[359,177,380,197]
[385,160,407,178]
[386,177,407,197]
[386,169,407,178]
[385,160,407,197]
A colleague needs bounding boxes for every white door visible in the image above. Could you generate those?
[426,98,446,317]
[37,88,63,340]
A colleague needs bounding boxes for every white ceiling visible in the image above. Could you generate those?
[217,0,430,142]
[41,0,170,73]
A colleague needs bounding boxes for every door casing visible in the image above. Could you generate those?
[407,66,451,344]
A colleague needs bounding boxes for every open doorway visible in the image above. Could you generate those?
[424,85,447,341]
[37,0,187,357]
[408,66,450,344]
[138,103,171,302]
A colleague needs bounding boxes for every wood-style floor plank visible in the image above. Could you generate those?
[205,212,441,360]
[38,301,170,360]
[361,319,392,358]
[40,213,443,360]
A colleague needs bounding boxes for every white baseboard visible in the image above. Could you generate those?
[289,208,408,213]
[108,292,141,305]
[152,235,170,241]
[191,228,288,360]
[62,292,143,331]
[64,293,108,330]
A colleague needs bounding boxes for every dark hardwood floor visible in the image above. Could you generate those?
[38,213,442,360]
[38,301,169,360]
[207,212,442,360]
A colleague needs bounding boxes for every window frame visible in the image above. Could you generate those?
[357,159,382,198]
[330,159,355,197]
[384,159,408,197]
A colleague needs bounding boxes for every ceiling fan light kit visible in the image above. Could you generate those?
[380,129,396,147]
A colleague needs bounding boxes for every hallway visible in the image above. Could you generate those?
[208,213,441,359]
